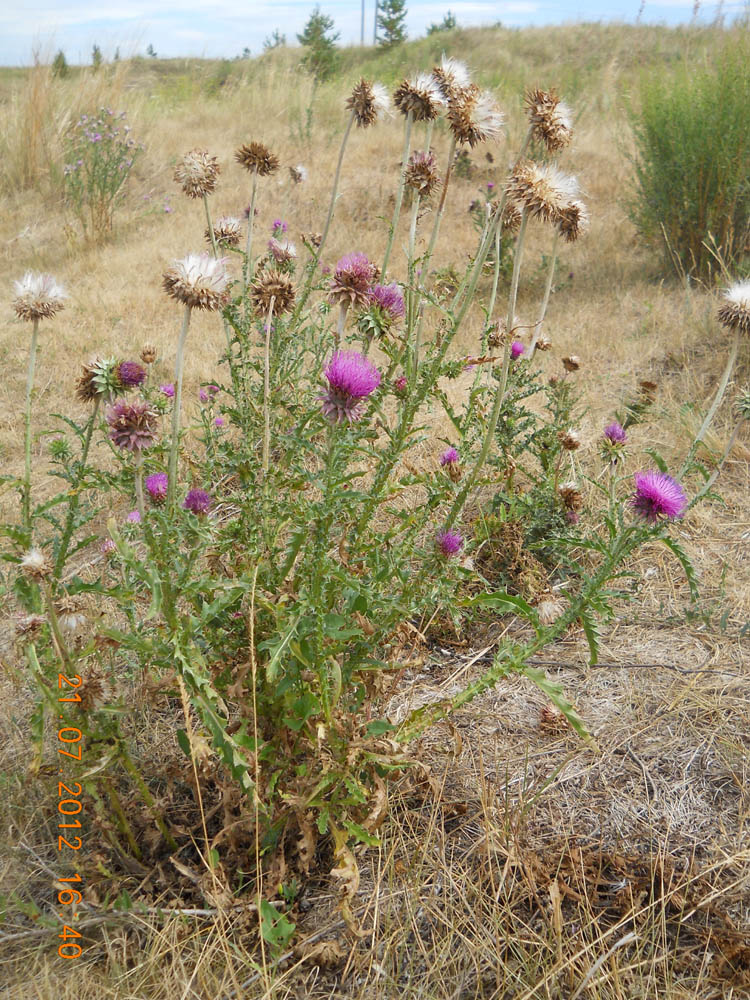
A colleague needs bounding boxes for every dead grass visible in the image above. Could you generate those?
[0,22,748,999]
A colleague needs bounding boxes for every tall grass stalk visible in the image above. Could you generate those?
[529,232,559,355]
[242,167,259,293]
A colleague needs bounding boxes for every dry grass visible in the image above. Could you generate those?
[0,22,748,998]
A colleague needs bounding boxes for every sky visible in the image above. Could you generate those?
[0,0,745,65]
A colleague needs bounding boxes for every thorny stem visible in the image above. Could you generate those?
[134,451,146,520]
[23,317,40,538]
[262,296,276,474]
[54,397,101,578]
[311,426,337,724]
[41,581,76,675]
[688,418,745,510]
[336,301,348,347]
[242,167,259,294]
[203,194,219,259]
[443,209,529,531]
[382,111,414,280]
[168,304,192,511]
[680,329,740,478]
[529,230,559,356]
[118,740,179,852]
[102,777,143,860]
[407,192,422,374]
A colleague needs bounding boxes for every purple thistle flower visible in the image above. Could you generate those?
[440,447,459,466]
[116,360,147,388]
[394,375,408,396]
[630,471,687,523]
[160,383,175,397]
[603,421,627,444]
[106,399,158,452]
[272,218,288,234]
[511,341,525,359]
[487,181,495,191]
[183,488,212,514]
[199,388,209,403]
[566,509,580,525]
[369,283,405,321]
[321,351,381,423]
[101,538,116,554]
[437,530,463,557]
[329,252,377,308]
[145,472,168,504]
[126,510,141,523]
[214,416,225,427]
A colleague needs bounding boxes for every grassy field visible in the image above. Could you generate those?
[0,21,748,998]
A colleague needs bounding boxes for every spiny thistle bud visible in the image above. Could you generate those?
[320,351,381,424]
[75,357,120,403]
[437,530,463,558]
[250,269,296,315]
[431,56,472,100]
[162,254,230,311]
[328,253,377,310]
[717,280,750,333]
[404,150,441,198]
[145,472,168,504]
[525,88,573,152]
[140,343,158,365]
[289,164,308,184]
[536,593,567,625]
[183,489,212,515]
[507,161,580,225]
[173,149,220,199]
[557,200,589,243]
[106,399,158,452]
[346,78,391,127]
[536,335,552,351]
[394,375,408,396]
[446,85,504,147]
[440,447,462,482]
[558,481,582,510]
[303,232,322,249]
[558,428,581,451]
[115,361,147,389]
[13,272,67,322]
[267,237,297,265]
[206,216,243,249]
[20,547,52,580]
[562,355,580,372]
[498,199,523,234]
[393,74,447,122]
[234,141,279,176]
[735,387,750,421]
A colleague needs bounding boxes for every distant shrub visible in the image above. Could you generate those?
[427,11,458,34]
[51,50,69,78]
[628,34,750,281]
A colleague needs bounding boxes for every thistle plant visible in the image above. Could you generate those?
[5,65,740,938]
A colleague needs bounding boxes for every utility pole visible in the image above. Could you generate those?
[373,0,378,43]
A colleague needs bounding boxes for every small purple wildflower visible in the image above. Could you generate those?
[126,510,141,523]
[116,360,147,388]
[511,341,525,359]
[183,489,212,515]
[101,538,116,554]
[440,447,460,466]
[199,388,209,403]
[487,181,495,191]
[272,218,288,235]
[321,351,381,423]
[394,375,408,396]
[145,472,168,504]
[437,530,463,557]
[603,421,627,444]
[369,283,405,320]
[630,471,687,523]
[160,383,175,397]
[566,509,580,525]
[214,416,225,428]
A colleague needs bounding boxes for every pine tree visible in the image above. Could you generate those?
[297,6,339,81]
[52,50,69,78]
[91,44,102,70]
[377,0,407,47]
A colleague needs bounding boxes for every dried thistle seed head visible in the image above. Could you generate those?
[173,148,220,198]
[140,343,158,365]
[13,271,67,322]
[558,428,581,451]
[16,613,46,637]
[561,355,580,372]
[75,357,120,403]
[162,254,230,310]
[267,237,297,264]
[206,216,243,249]
[558,480,582,510]
[507,160,579,225]
[525,88,573,152]
[487,324,502,348]
[498,198,522,234]
[536,335,552,351]
[250,269,296,315]
[289,163,308,183]
[346,78,391,127]
[303,232,322,249]
[20,547,52,580]
[447,86,504,147]
[638,379,658,397]
[404,149,441,197]
[234,141,279,176]
[535,593,567,625]
[106,399,159,452]
[557,199,589,243]
[717,280,750,333]
[55,595,87,634]
[393,73,446,122]
[431,56,472,100]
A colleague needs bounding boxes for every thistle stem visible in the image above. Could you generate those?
[262,296,276,474]
[318,110,355,261]
[134,451,146,520]
[242,167,259,294]
[443,209,529,531]
[22,318,40,538]
[336,301,348,347]
[529,231,559,357]
[203,194,219,259]
[382,111,414,280]
[42,581,76,675]
[680,329,740,477]
[168,304,192,511]
[54,397,101,578]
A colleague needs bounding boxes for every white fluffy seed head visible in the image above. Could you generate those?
[718,280,750,333]
[162,254,230,310]
[13,272,67,321]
